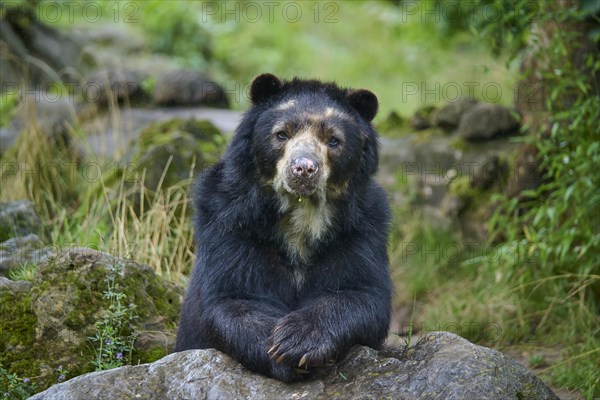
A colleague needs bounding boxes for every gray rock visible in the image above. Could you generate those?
[30,332,558,400]
[154,70,229,108]
[432,98,478,130]
[0,200,41,242]
[458,103,520,141]
[0,234,54,276]
[83,68,149,106]
[0,16,28,87]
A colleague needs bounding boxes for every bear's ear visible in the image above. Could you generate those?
[347,89,378,122]
[250,73,283,104]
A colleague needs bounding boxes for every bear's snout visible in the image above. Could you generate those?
[291,157,319,180]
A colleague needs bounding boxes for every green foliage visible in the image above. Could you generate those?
[136,2,211,70]
[470,0,540,57]
[0,363,35,400]
[481,3,600,396]
[488,8,599,308]
[0,115,213,280]
[89,262,138,371]
[528,354,546,368]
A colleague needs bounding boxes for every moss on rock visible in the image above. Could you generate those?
[133,118,226,191]
[0,248,183,394]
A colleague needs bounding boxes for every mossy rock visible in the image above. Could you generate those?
[0,279,38,378]
[0,248,183,394]
[128,118,224,191]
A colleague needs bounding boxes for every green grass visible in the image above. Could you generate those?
[7,263,37,282]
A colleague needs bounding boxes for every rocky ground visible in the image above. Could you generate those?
[30,332,558,400]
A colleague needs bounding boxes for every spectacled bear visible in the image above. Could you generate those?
[175,73,392,382]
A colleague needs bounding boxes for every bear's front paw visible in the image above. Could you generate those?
[267,313,338,369]
[268,358,311,382]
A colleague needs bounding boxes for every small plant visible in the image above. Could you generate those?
[0,363,35,400]
[54,365,69,384]
[7,263,37,282]
[403,296,417,348]
[528,354,546,368]
[89,262,138,371]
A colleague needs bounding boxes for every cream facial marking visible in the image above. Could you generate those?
[324,107,348,119]
[276,99,297,110]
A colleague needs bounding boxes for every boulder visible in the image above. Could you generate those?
[0,200,41,242]
[127,118,226,191]
[377,132,521,240]
[153,70,229,108]
[458,103,520,141]
[0,248,183,393]
[83,68,149,106]
[30,332,558,400]
[432,98,478,130]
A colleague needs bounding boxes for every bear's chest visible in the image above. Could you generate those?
[276,201,332,265]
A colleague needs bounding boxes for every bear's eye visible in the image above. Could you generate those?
[275,131,288,141]
[328,137,341,148]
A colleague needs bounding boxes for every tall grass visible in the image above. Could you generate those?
[103,158,195,280]
[0,103,196,283]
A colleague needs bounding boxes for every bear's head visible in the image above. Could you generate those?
[249,73,379,205]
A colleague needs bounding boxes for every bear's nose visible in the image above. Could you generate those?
[291,157,319,179]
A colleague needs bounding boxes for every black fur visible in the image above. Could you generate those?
[175,74,392,382]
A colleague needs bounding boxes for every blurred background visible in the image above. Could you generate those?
[0,0,598,398]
